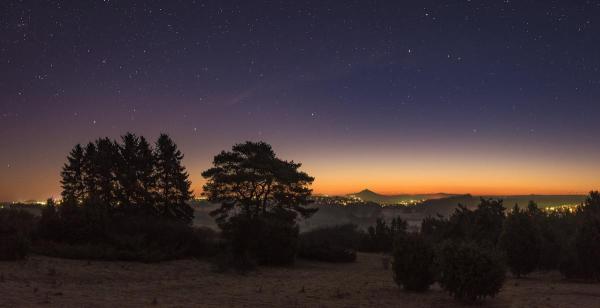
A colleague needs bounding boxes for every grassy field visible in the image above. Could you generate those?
[1,253,599,307]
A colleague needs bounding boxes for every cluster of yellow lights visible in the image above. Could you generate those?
[542,204,579,213]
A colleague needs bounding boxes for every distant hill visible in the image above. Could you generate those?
[417,194,586,217]
[348,189,455,204]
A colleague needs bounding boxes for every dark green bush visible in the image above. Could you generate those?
[499,205,541,277]
[420,215,450,244]
[297,224,361,262]
[392,233,435,292]
[298,241,356,262]
[35,204,219,262]
[361,217,406,252]
[436,241,506,303]
[0,208,36,260]
[301,224,364,249]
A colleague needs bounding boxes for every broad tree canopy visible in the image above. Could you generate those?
[202,141,316,225]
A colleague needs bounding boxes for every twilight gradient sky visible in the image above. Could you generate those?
[1,0,600,201]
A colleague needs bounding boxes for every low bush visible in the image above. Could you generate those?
[0,208,36,260]
[301,224,364,250]
[297,224,362,262]
[361,218,406,253]
[35,204,219,262]
[298,242,356,262]
[436,241,506,303]
[392,233,435,292]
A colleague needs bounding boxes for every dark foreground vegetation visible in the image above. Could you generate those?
[1,134,600,304]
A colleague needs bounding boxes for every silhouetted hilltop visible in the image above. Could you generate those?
[417,194,586,217]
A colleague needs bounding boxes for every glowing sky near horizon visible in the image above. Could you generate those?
[1,1,600,201]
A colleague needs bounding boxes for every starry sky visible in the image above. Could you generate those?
[1,0,600,201]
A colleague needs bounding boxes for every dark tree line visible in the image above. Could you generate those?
[61,133,193,223]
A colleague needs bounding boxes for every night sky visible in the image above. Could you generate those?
[2,0,600,201]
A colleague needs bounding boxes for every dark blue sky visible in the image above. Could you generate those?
[1,0,600,200]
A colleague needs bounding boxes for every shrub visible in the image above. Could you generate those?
[445,200,505,246]
[298,242,356,263]
[436,241,506,302]
[392,233,435,292]
[297,224,362,262]
[0,208,36,260]
[37,201,111,244]
[301,224,364,249]
[420,215,449,244]
[35,205,219,262]
[362,217,406,252]
[105,215,200,262]
[499,205,541,277]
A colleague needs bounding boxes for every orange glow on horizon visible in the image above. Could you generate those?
[3,140,600,201]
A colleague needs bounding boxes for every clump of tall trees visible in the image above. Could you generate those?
[35,133,208,261]
[60,133,193,223]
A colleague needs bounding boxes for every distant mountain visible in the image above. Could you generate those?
[344,189,587,217]
[417,194,587,217]
[348,189,456,204]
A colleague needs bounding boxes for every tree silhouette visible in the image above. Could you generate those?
[79,138,120,209]
[154,134,193,223]
[437,241,506,302]
[202,141,315,266]
[117,133,157,215]
[471,199,505,245]
[59,133,192,223]
[573,191,600,280]
[61,144,86,204]
[500,204,541,277]
[392,233,435,292]
[202,141,316,226]
[445,199,505,246]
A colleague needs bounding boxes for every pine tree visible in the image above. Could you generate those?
[93,138,120,208]
[117,133,156,215]
[60,144,86,204]
[136,136,157,208]
[82,142,99,202]
[79,138,120,209]
[154,134,193,223]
